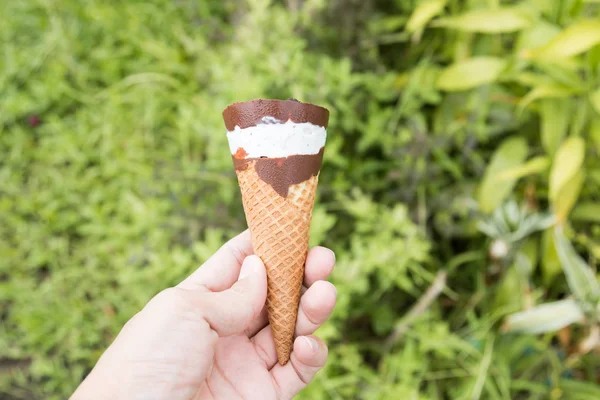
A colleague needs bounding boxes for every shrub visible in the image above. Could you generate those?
[1,0,600,399]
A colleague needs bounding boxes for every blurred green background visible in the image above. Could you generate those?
[2,0,600,398]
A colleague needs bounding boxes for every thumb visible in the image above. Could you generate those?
[200,255,267,336]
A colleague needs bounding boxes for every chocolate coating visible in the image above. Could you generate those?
[223,99,329,131]
[233,148,324,197]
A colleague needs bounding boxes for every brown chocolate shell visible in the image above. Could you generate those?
[223,99,329,131]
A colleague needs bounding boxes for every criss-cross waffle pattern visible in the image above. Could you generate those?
[287,178,318,219]
[236,162,319,365]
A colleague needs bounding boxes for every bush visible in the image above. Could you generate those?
[2,0,600,398]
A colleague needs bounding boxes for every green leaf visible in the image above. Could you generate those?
[560,378,600,400]
[540,99,571,155]
[503,299,584,334]
[519,84,576,111]
[433,7,533,33]
[528,0,555,14]
[542,228,562,285]
[554,228,600,316]
[406,0,448,34]
[529,64,585,98]
[590,88,600,114]
[590,117,600,153]
[514,72,554,87]
[549,137,585,201]
[521,237,539,272]
[516,21,561,54]
[548,137,586,222]
[529,20,600,59]
[570,98,590,138]
[437,57,507,92]
[535,61,586,88]
[572,203,600,222]
[371,304,397,335]
[376,16,410,34]
[477,137,529,213]
[498,156,550,181]
[553,170,585,223]
[493,268,523,316]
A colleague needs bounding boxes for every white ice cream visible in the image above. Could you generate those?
[227,119,326,158]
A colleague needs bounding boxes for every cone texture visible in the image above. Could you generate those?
[235,162,318,365]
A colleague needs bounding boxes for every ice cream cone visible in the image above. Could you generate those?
[222,99,329,365]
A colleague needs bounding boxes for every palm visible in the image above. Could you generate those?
[197,335,279,399]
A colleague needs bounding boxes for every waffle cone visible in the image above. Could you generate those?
[235,162,318,365]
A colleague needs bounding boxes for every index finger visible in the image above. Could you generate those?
[177,230,254,292]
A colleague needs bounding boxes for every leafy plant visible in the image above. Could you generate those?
[2,0,600,399]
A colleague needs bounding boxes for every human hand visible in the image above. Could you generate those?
[71,230,337,400]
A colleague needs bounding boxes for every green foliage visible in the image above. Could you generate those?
[2,0,600,399]
[478,138,529,213]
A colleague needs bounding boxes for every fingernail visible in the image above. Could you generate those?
[329,249,336,263]
[239,255,260,280]
[303,336,319,352]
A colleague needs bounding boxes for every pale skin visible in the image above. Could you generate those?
[71,230,337,400]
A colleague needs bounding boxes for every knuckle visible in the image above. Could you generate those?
[300,299,322,327]
[150,287,212,324]
[224,240,247,266]
[230,283,258,320]
[148,287,191,313]
[153,287,181,304]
